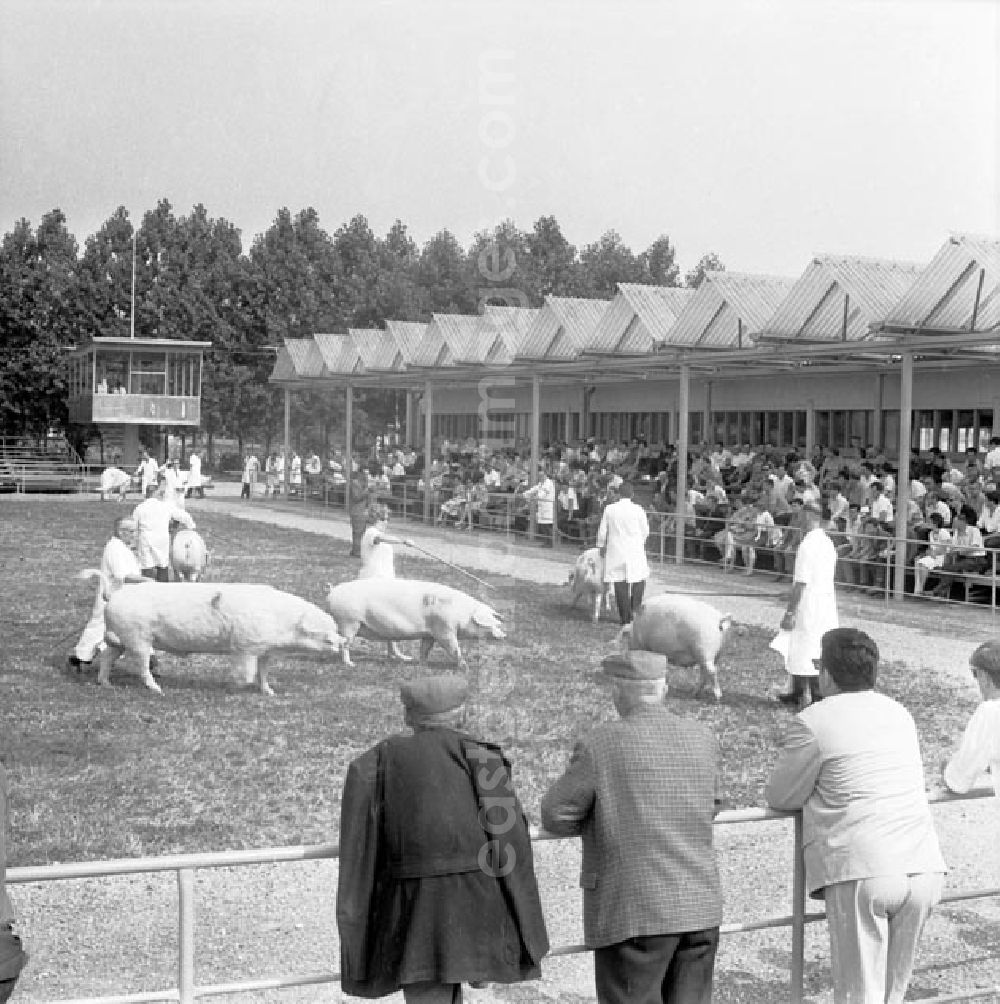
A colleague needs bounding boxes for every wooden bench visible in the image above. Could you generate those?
[961,571,1000,607]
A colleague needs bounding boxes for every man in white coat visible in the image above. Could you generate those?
[770,501,838,709]
[133,481,196,581]
[68,515,146,671]
[135,449,160,497]
[597,482,650,624]
[186,450,204,499]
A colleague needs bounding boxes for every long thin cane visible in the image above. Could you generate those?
[403,539,497,591]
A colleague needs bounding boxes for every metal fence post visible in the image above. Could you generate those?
[178,867,196,1004]
[790,812,806,1004]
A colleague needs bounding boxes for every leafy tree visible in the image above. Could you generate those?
[417,229,477,314]
[525,215,579,299]
[685,251,726,289]
[640,234,682,287]
[0,209,81,435]
[577,229,646,298]
[467,218,535,308]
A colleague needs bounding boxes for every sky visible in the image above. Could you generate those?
[1,0,997,277]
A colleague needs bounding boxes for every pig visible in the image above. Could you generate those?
[101,582,345,696]
[170,528,209,582]
[567,547,614,622]
[324,578,505,670]
[619,594,732,701]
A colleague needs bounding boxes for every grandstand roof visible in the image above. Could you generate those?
[384,320,427,364]
[756,255,924,343]
[434,313,483,366]
[478,305,539,365]
[284,337,327,379]
[314,333,363,375]
[667,272,799,348]
[516,296,609,360]
[878,233,1000,334]
[586,284,695,354]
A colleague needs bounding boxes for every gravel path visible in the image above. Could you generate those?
[10,494,1000,1003]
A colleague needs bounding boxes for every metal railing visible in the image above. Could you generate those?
[7,789,996,1004]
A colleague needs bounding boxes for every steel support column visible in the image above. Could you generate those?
[530,375,541,539]
[676,366,690,564]
[283,387,291,497]
[893,353,914,601]
[345,384,354,513]
[423,381,433,524]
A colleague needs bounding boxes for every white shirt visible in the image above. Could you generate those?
[359,526,395,579]
[99,536,143,599]
[523,477,555,523]
[136,457,160,494]
[945,699,1000,800]
[133,497,195,568]
[871,494,894,523]
[188,453,202,488]
[597,498,650,583]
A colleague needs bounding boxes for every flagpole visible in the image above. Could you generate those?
[130,228,136,339]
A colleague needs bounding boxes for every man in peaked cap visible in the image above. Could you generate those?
[541,652,723,1004]
[337,675,549,1002]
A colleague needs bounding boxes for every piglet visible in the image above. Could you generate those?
[567,547,614,622]
[102,582,345,695]
[324,578,505,670]
[170,528,209,582]
[619,593,732,701]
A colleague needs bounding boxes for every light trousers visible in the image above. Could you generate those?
[824,872,944,1004]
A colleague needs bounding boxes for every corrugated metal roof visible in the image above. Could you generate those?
[478,306,539,364]
[517,296,609,359]
[348,329,383,370]
[384,320,427,365]
[409,317,447,368]
[668,272,799,348]
[586,284,694,353]
[314,333,361,375]
[881,233,1000,332]
[758,256,924,342]
[433,313,481,365]
[284,337,326,378]
[269,344,297,382]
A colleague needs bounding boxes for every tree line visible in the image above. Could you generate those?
[0,202,724,453]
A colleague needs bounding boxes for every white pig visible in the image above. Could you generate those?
[619,594,732,701]
[567,547,614,622]
[324,578,505,670]
[170,528,209,582]
[101,582,345,696]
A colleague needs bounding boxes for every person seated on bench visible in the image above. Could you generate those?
[913,513,951,596]
[931,509,988,598]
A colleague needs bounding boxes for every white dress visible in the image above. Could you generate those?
[770,527,839,677]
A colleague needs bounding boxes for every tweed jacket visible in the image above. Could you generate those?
[541,705,723,948]
[766,690,946,897]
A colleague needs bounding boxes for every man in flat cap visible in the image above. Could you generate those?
[770,500,839,710]
[541,652,723,1004]
[337,675,549,1002]
[68,514,146,672]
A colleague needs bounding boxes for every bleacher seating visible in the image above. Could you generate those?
[0,436,86,494]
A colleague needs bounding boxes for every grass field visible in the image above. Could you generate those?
[1,497,993,1002]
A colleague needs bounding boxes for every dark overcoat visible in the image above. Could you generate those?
[337,728,549,998]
